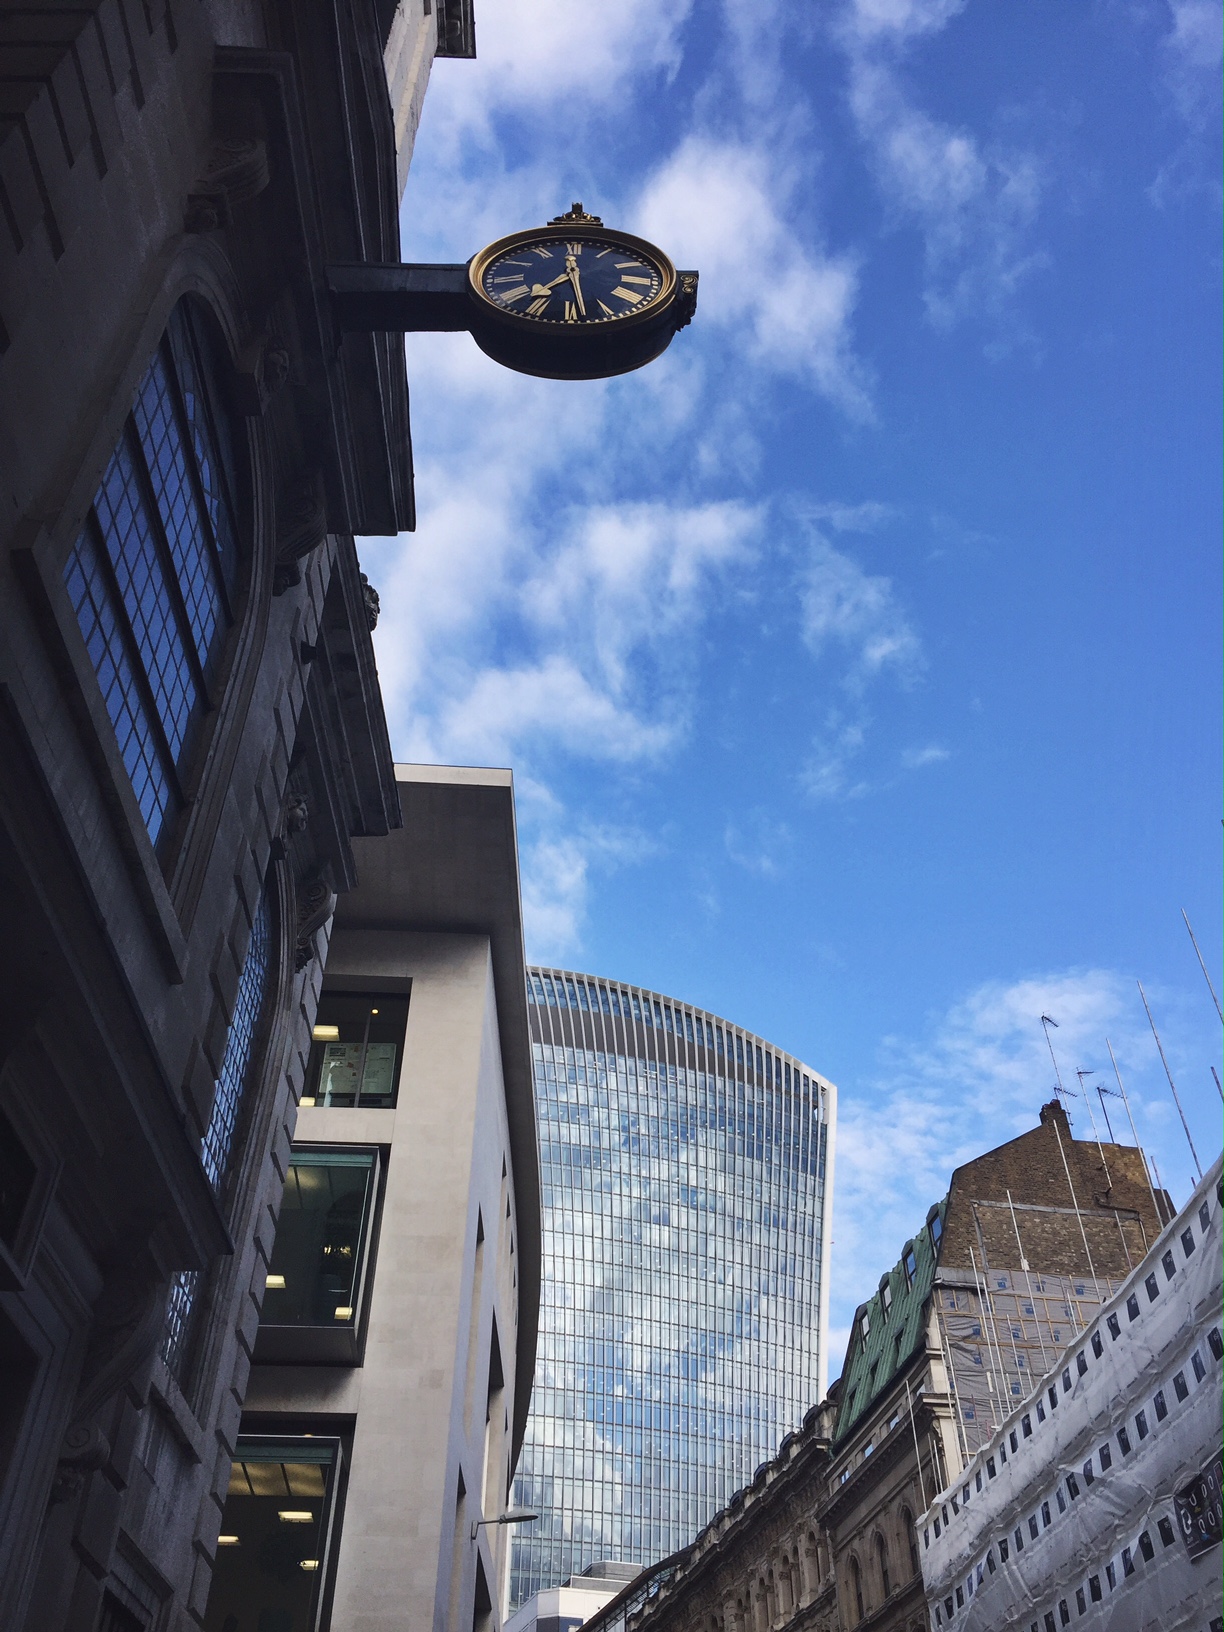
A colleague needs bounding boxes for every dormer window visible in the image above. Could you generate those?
[929,1213,943,1248]
[881,1282,893,1317]
[904,1247,917,1284]
[859,1309,871,1342]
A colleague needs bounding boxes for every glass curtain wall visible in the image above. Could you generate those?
[510,969,835,1606]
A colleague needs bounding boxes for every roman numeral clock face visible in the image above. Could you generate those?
[466,211,694,380]
[481,239,665,324]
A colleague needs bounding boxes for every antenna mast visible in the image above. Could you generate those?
[1182,908,1222,1025]
[1137,980,1202,1180]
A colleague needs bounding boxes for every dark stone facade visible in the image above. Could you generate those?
[0,2,410,1626]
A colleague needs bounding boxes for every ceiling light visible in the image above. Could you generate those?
[333,1306,353,1321]
[265,1274,286,1290]
[370,1007,379,1015]
[278,1511,314,1523]
[299,1095,316,1108]
[312,1025,340,1041]
[217,1536,240,1547]
[300,1560,320,1572]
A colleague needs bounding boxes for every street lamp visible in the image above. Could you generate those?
[471,1507,538,1543]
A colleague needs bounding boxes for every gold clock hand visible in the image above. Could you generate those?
[530,271,573,297]
[565,255,587,318]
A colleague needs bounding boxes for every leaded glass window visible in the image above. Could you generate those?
[64,298,240,848]
[161,888,274,1381]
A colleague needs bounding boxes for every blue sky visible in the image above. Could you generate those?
[363,0,1222,1374]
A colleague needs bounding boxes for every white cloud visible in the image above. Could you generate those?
[803,711,870,803]
[827,965,1222,1360]
[848,59,1045,328]
[843,0,967,46]
[725,810,794,877]
[1149,0,1223,203]
[801,538,923,688]
[424,0,693,140]
[901,743,950,768]
[634,137,873,417]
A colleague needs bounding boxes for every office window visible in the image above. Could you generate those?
[1153,1388,1167,1422]
[1099,1443,1112,1471]
[1181,1227,1195,1257]
[1077,1352,1088,1376]
[304,992,410,1108]
[1209,1327,1223,1360]
[1028,1515,1039,1540]
[1041,1501,1051,1528]
[1107,1313,1121,1340]
[1145,1273,1159,1303]
[1126,1294,1140,1321]
[1116,1425,1131,1456]
[1135,1409,1148,1441]
[204,1435,342,1632]
[1058,1601,1069,1626]
[258,1148,380,1363]
[1092,1332,1103,1358]
[1173,1369,1188,1401]
[65,298,241,848]
[1157,1516,1175,1547]
[1191,1348,1206,1381]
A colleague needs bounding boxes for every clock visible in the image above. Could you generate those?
[467,204,698,380]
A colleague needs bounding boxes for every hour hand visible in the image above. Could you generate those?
[531,271,573,297]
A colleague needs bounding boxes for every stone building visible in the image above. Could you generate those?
[0,4,467,1628]
[579,1103,1170,1632]
[234,764,541,1632]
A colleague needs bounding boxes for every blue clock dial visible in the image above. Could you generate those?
[481,238,665,324]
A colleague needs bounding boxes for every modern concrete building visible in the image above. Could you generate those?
[505,1563,644,1632]
[0,6,470,1628]
[511,970,837,1606]
[230,765,541,1632]
[582,1101,1171,1632]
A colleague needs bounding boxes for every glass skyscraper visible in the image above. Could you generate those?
[510,968,836,1608]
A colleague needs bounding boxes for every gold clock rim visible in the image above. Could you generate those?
[467,224,678,332]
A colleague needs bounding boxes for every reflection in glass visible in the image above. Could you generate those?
[261,1151,377,1329]
[303,993,409,1108]
[511,970,832,1608]
[204,1437,339,1632]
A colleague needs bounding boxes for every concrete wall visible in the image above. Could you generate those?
[246,927,525,1631]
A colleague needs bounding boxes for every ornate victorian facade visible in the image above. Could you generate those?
[581,1104,1169,1632]
[0,3,461,1627]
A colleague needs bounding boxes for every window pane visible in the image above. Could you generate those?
[204,1436,340,1632]
[202,889,274,1190]
[94,426,202,762]
[131,344,227,674]
[64,520,174,841]
[262,1150,377,1328]
[307,992,410,1108]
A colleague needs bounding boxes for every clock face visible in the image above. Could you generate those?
[478,236,667,325]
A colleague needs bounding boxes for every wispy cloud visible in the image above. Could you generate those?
[827,965,1221,1367]
[725,810,794,877]
[634,137,872,418]
[837,0,1046,331]
[1149,0,1223,204]
[901,743,950,769]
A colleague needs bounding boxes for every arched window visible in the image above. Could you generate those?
[64,296,242,849]
[875,1532,891,1598]
[902,1506,920,1578]
[161,885,276,1380]
[850,1556,864,1624]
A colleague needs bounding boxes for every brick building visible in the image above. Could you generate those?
[578,1103,1170,1632]
[0,3,470,1628]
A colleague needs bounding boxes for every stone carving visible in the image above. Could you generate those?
[360,572,380,631]
[273,474,329,594]
[284,793,309,836]
[294,874,336,971]
[184,138,270,233]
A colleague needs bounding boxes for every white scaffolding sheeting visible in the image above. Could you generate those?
[918,1154,1223,1632]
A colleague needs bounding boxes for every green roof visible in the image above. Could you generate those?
[833,1196,947,1445]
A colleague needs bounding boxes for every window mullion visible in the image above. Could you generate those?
[85,504,186,808]
[129,403,214,708]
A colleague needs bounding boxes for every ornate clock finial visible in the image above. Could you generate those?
[549,202,603,225]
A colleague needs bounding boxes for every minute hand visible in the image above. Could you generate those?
[565,255,587,318]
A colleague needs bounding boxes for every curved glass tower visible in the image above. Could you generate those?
[510,968,836,1608]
